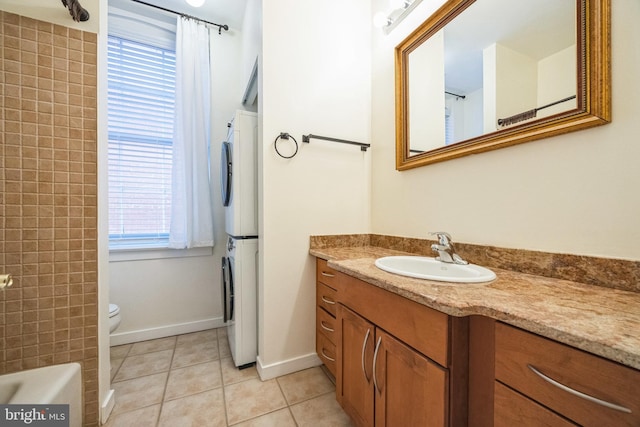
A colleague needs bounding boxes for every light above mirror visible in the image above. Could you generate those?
[395,0,611,170]
[374,0,424,33]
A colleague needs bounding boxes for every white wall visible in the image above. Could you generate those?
[108,19,246,344]
[409,30,445,152]
[258,0,371,378]
[463,87,483,140]
[537,45,577,117]
[482,44,498,133]
[241,0,261,93]
[371,0,640,261]
[494,44,538,124]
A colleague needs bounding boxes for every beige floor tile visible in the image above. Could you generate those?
[111,372,167,416]
[224,378,287,425]
[129,336,176,356]
[113,349,173,382]
[172,340,219,369]
[110,357,124,381]
[277,367,335,405]
[158,388,226,427]
[164,360,222,401]
[103,404,160,427]
[110,344,132,359]
[176,329,218,346]
[219,335,231,359]
[290,392,354,427]
[107,329,349,427]
[220,356,258,385]
[231,408,296,427]
[217,327,228,338]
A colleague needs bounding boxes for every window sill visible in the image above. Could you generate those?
[109,246,213,262]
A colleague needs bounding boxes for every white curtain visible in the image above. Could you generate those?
[169,17,214,249]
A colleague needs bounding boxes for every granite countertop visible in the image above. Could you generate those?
[310,245,640,371]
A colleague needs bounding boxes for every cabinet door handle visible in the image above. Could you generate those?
[361,329,371,382]
[321,349,335,362]
[527,364,632,414]
[321,296,336,305]
[321,271,335,277]
[320,321,334,332]
[372,336,383,394]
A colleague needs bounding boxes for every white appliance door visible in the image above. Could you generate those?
[223,111,258,237]
[220,141,232,208]
[221,254,233,323]
[224,236,258,368]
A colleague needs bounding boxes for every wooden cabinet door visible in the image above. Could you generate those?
[374,329,448,427]
[337,304,375,427]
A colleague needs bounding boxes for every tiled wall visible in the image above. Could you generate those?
[0,11,99,426]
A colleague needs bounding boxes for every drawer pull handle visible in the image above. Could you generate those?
[321,296,336,305]
[372,336,383,394]
[361,329,371,382]
[321,271,335,277]
[321,349,335,362]
[527,364,632,414]
[320,321,334,332]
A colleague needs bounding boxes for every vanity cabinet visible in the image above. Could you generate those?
[471,317,640,427]
[316,259,468,427]
[338,304,447,426]
[316,259,339,377]
[494,322,640,427]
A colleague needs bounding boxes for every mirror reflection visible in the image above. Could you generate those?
[408,0,577,154]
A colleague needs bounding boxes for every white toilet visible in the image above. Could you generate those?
[109,304,121,333]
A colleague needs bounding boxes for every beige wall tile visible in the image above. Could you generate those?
[0,11,98,426]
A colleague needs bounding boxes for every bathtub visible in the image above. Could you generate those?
[0,363,82,427]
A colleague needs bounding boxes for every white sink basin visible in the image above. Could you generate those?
[375,256,496,283]
[0,363,82,427]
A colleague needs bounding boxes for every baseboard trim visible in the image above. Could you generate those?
[101,389,115,424]
[109,317,225,346]
[256,352,322,380]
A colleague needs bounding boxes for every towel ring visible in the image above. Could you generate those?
[274,132,299,159]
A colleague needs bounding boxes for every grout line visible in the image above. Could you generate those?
[155,341,175,426]
[215,329,231,426]
[108,328,342,426]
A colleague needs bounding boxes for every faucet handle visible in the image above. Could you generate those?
[429,231,452,245]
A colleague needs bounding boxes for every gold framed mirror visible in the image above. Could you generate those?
[395,0,610,170]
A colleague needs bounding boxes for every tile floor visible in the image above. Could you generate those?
[106,328,354,426]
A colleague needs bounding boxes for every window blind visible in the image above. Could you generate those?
[107,35,176,248]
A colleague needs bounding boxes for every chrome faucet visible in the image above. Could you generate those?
[430,232,468,265]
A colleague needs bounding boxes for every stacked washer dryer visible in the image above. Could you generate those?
[220,110,259,368]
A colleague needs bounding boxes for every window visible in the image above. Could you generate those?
[107,35,176,249]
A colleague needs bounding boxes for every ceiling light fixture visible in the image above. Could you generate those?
[185,0,205,7]
[373,0,423,33]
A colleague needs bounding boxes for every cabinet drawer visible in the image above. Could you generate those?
[316,258,339,289]
[316,306,336,345]
[494,382,577,427]
[317,331,337,377]
[317,282,338,317]
[495,322,640,427]
[339,272,449,367]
